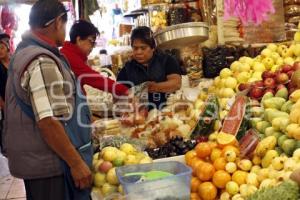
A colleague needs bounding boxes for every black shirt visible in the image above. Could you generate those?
[0,62,7,101]
[117,51,182,109]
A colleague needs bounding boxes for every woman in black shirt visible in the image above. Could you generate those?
[117,26,182,109]
[0,33,10,151]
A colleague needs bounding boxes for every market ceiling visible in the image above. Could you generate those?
[0,0,70,4]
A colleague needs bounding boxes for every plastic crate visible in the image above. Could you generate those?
[116,161,192,200]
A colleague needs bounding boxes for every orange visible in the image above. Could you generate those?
[191,177,202,193]
[212,170,231,189]
[195,143,212,159]
[217,132,238,148]
[222,145,240,156]
[196,162,215,181]
[213,157,227,171]
[198,182,217,200]
[191,158,205,173]
[210,148,222,162]
[208,141,218,149]
[191,193,201,200]
[185,150,197,166]
[232,170,248,185]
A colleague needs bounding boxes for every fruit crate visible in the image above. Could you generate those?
[116,161,192,200]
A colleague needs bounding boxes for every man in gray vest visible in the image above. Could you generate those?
[3,1,93,199]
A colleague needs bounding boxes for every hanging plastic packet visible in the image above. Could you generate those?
[115,82,149,127]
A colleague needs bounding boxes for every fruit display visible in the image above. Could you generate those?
[190,94,220,140]
[186,133,300,200]
[146,136,197,159]
[247,180,299,200]
[150,10,167,32]
[92,143,152,197]
[221,96,250,140]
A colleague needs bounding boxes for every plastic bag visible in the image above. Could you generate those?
[0,152,9,178]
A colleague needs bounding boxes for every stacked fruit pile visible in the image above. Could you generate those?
[92,143,152,197]
[186,133,300,200]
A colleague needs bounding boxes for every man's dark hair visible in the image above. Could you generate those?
[130,26,156,49]
[29,0,68,28]
[70,20,100,44]
[99,49,107,54]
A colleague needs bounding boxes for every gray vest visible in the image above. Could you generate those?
[4,45,75,179]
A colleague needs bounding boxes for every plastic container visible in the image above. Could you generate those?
[116,161,192,200]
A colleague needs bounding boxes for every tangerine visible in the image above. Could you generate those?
[191,193,201,200]
[198,182,217,200]
[191,177,202,193]
[213,157,227,170]
[191,158,204,172]
[196,162,215,181]
[195,143,212,159]
[185,150,197,166]
[232,170,248,185]
[212,170,231,189]
[222,145,240,156]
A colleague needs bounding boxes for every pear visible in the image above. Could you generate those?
[262,92,274,102]
[275,87,288,100]
[263,97,286,110]
[256,121,271,134]
[278,135,289,148]
[282,139,297,156]
[281,100,294,113]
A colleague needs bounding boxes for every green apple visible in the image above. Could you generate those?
[94,172,107,187]
[225,77,238,89]
[223,88,235,98]
[262,58,274,70]
[252,71,263,80]
[276,57,284,66]
[101,183,117,196]
[293,43,300,56]
[237,72,251,83]
[267,43,278,52]
[252,62,266,72]
[250,117,263,129]
[251,107,264,118]
[264,127,276,136]
[220,68,233,78]
[261,48,272,57]
[284,57,294,65]
[239,63,251,72]
[271,52,280,60]
[230,61,242,72]
[277,44,288,54]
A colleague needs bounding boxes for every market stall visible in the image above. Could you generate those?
[86,0,300,200]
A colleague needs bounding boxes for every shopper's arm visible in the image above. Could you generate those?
[38,117,92,189]
[64,52,128,96]
[148,74,181,93]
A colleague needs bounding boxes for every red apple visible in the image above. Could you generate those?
[254,80,264,88]
[262,71,275,80]
[238,83,250,91]
[287,70,294,78]
[264,78,276,88]
[293,61,300,71]
[276,73,289,84]
[276,84,287,92]
[281,64,293,73]
[264,88,275,95]
[249,87,264,99]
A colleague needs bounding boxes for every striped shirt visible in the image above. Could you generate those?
[21,56,71,121]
